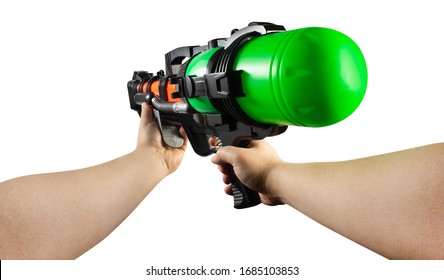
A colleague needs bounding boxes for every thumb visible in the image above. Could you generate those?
[211,146,243,166]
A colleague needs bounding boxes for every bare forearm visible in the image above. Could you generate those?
[0,148,166,259]
[270,143,444,259]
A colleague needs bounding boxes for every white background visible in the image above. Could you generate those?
[1,0,444,279]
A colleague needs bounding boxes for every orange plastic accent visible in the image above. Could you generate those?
[141,79,180,102]
[141,81,150,95]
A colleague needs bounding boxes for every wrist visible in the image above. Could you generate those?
[264,161,290,204]
[132,146,170,180]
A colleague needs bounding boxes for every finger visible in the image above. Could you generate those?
[215,164,232,184]
[222,173,232,185]
[217,164,230,175]
[224,185,233,196]
[140,103,154,128]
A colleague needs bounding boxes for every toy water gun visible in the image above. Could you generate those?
[127,22,367,209]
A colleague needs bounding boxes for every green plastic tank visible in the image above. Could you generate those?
[185,27,367,127]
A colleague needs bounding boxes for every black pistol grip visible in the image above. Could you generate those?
[229,165,261,209]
